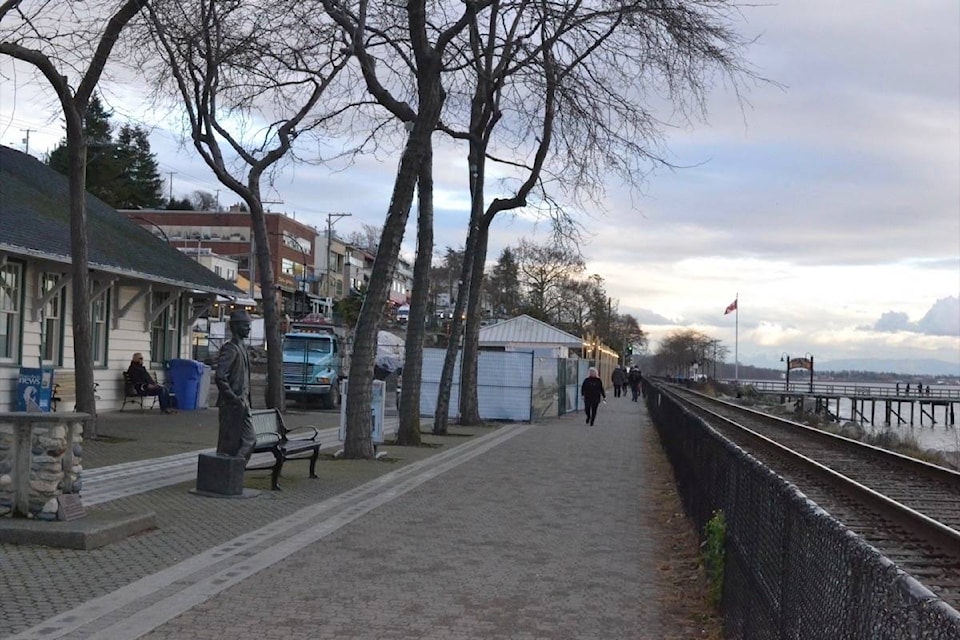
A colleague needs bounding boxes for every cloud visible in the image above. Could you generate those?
[871,297,960,337]
[917,297,960,337]
[873,311,913,333]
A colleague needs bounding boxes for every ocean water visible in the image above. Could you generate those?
[738,380,960,455]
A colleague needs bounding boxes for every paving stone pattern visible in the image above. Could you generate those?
[1,397,689,639]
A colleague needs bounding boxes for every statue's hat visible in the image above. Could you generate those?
[229,309,252,323]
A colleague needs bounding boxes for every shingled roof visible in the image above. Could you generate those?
[479,314,583,348]
[0,145,241,296]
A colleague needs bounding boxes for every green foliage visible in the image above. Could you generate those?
[702,510,726,609]
[487,246,522,317]
[46,94,164,209]
[335,284,366,328]
[114,125,164,208]
[165,196,194,210]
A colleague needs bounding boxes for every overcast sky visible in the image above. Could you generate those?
[2,1,958,373]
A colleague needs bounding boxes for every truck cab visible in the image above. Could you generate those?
[282,322,343,409]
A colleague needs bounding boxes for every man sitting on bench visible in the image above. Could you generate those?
[126,352,176,414]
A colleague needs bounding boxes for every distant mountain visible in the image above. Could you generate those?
[816,358,960,377]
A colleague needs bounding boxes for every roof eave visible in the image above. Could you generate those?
[0,243,242,297]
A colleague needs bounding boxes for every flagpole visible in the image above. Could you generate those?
[734,293,739,383]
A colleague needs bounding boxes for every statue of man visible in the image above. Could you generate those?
[215,309,256,460]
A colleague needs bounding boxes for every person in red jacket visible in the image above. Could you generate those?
[580,367,606,426]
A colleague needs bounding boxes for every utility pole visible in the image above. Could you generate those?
[325,212,352,300]
[167,172,176,202]
[21,129,34,155]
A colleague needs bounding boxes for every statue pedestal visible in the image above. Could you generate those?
[193,452,258,498]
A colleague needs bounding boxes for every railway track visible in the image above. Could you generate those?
[668,386,960,612]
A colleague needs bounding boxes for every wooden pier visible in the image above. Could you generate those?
[740,381,960,427]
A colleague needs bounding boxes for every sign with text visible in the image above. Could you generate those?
[17,368,53,412]
[338,379,386,444]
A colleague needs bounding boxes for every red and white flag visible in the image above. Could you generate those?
[724,298,738,315]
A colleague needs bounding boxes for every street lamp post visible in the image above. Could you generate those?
[780,352,791,391]
[805,352,814,392]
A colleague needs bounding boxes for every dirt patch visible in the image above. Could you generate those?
[642,423,724,639]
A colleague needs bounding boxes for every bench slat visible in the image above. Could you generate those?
[246,409,322,490]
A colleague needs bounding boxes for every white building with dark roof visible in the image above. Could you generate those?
[0,146,242,412]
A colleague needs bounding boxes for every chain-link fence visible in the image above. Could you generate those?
[643,379,960,639]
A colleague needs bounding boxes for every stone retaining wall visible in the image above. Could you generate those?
[0,413,89,520]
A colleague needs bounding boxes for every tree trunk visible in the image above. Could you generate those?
[66,113,98,434]
[395,148,434,446]
[433,160,483,434]
[344,123,436,457]
[245,189,284,411]
[458,217,489,425]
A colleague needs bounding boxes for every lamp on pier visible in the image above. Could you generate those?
[780,352,791,390]
[805,352,815,392]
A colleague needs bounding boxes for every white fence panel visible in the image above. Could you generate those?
[420,348,532,421]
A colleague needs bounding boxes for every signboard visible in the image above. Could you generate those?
[17,368,53,412]
[788,357,813,371]
[338,379,386,444]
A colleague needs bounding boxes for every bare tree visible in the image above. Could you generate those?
[344,223,382,252]
[1,0,149,436]
[189,190,218,211]
[394,152,433,446]
[441,0,757,425]
[320,0,479,457]
[655,328,718,378]
[142,0,351,409]
[516,238,585,322]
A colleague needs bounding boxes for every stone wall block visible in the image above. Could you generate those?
[0,413,90,518]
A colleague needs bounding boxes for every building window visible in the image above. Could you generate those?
[91,285,110,366]
[150,292,180,363]
[0,262,23,361]
[281,258,295,276]
[40,272,65,366]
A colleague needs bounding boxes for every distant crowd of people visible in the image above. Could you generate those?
[896,382,932,396]
[610,365,643,402]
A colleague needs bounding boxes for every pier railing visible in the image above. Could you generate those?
[731,380,960,400]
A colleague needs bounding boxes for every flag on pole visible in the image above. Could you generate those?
[724,298,738,315]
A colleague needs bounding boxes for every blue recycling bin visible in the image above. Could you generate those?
[168,359,205,410]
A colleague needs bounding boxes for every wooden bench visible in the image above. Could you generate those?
[247,408,322,491]
[121,371,158,411]
[51,370,99,412]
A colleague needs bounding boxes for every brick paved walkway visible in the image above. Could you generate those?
[2,395,704,639]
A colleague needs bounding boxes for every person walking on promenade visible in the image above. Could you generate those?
[628,366,642,402]
[611,365,625,398]
[581,366,606,426]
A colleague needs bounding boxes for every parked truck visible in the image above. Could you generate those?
[282,319,344,409]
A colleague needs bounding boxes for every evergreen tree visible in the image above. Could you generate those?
[487,247,522,317]
[47,94,124,205]
[115,125,164,208]
[47,95,164,209]
[165,196,194,210]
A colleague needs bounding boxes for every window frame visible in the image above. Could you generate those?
[40,271,66,366]
[150,292,181,364]
[0,261,25,363]
[90,283,111,367]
